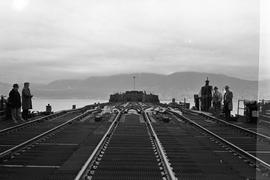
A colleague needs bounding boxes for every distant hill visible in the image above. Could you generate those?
[0,72,269,101]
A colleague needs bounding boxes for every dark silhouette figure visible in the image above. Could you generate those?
[212,86,222,114]
[22,82,33,120]
[194,94,200,110]
[8,84,23,123]
[200,78,212,112]
[223,85,233,121]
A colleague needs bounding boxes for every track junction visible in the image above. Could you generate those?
[0,102,269,180]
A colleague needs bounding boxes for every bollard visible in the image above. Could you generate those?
[72,105,76,109]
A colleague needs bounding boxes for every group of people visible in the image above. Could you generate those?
[8,82,33,123]
[199,78,233,120]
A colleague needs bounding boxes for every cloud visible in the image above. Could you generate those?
[260,0,270,81]
[0,0,261,83]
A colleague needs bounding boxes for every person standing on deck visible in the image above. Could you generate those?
[8,84,24,123]
[200,78,213,112]
[212,86,222,114]
[223,85,233,121]
[22,82,33,120]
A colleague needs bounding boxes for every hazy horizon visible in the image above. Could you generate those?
[0,71,265,85]
[0,71,265,100]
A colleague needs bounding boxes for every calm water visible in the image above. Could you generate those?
[32,98,107,112]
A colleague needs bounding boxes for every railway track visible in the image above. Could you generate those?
[0,106,92,136]
[0,103,101,134]
[75,105,176,180]
[167,108,270,178]
[0,110,67,133]
[2,102,270,179]
[0,106,115,180]
[0,108,93,157]
[187,109,270,141]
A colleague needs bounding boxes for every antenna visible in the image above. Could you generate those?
[133,76,136,90]
[206,77,209,83]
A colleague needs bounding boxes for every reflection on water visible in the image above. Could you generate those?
[32,98,107,112]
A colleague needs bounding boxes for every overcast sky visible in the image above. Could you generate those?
[0,0,266,83]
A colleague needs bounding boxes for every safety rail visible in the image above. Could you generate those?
[0,109,97,159]
[171,110,270,172]
[144,111,177,180]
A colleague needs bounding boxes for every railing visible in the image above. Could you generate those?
[259,99,270,116]
[237,99,270,117]
[237,99,245,116]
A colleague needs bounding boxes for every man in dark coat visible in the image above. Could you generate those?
[8,84,23,123]
[200,78,212,112]
[22,82,33,120]
[213,86,222,113]
[223,85,233,121]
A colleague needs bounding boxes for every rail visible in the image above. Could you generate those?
[171,110,270,171]
[74,109,121,180]
[0,106,95,135]
[190,109,270,141]
[0,109,96,159]
[0,111,65,134]
[144,111,177,180]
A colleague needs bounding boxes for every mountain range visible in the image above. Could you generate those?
[0,72,269,101]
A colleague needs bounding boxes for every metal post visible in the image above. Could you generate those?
[133,76,136,90]
[262,99,265,114]
[237,100,240,116]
